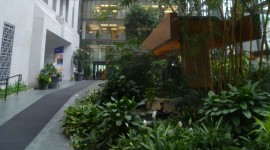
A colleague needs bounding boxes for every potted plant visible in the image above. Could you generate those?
[73,48,85,81]
[40,64,60,89]
[37,74,51,90]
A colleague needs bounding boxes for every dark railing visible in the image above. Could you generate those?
[0,74,22,101]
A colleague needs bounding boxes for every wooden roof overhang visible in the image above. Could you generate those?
[142,13,261,57]
[142,13,261,88]
[141,13,180,58]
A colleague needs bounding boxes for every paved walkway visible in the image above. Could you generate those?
[0,80,103,150]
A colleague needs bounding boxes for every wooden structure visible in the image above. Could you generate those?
[142,13,261,88]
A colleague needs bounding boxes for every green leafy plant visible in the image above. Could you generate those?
[199,81,270,134]
[111,119,187,150]
[248,114,270,150]
[107,43,155,90]
[144,88,157,101]
[111,117,237,150]
[185,118,239,149]
[40,63,57,76]
[73,48,85,73]
[100,74,141,103]
[125,4,159,43]
[62,94,142,150]
[37,74,51,89]
[0,82,28,99]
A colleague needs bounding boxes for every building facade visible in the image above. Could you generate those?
[0,0,81,87]
[80,0,174,78]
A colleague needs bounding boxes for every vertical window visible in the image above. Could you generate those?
[52,0,57,11]
[65,0,69,22]
[43,0,48,4]
[0,22,15,85]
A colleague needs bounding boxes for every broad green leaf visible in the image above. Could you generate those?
[254,96,267,100]
[240,102,247,109]
[243,110,252,118]
[213,107,218,111]
[208,91,215,97]
[116,120,122,126]
[230,108,238,113]
[248,100,254,105]
[228,84,237,92]
[222,109,230,114]
[125,115,132,121]
[253,107,263,113]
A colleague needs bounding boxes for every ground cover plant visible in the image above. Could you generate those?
[0,82,28,100]
[62,90,143,150]
[200,81,270,135]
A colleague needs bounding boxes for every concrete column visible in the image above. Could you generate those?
[67,0,74,27]
[56,0,60,15]
[62,44,74,80]
[48,0,53,8]
[28,5,46,87]
[73,0,79,31]
[62,0,66,21]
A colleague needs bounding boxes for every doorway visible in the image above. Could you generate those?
[93,61,106,80]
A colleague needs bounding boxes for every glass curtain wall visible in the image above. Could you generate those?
[80,0,270,77]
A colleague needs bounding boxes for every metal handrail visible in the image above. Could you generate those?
[0,74,22,101]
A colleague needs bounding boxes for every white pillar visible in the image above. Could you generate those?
[62,0,67,21]
[67,0,74,27]
[48,0,53,8]
[73,0,79,31]
[56,0,60,15]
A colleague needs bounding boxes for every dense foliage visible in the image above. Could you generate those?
[125,5,158,43]
[99,74,141,103]
[62,92,142,150]
[107,43,156,91]
[111,118,238,150]
[200,81,270,134]
[63,1,270,149]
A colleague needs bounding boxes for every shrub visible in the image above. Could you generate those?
[111,120,187,150]
[247,114,270,150]
[40,63,57,76]
[62,94,142,150]
[0,82,28,99]
[111,118,238,150]
[37,74,51,86]
[100,74,141,103]
[199,81,270,134]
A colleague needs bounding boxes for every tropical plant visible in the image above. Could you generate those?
[37,74,51,89]
[99,74,141,103]
[125,4,159,43]
[73,48,85,73]
[83,64,91,79]
[248,114,270,150]
[62,95,142,150]
[107,43,155,90]
[111,119,187,150]
[185,118,239,149]
[199,81,270,134]
[111,117,238,150]
[40,63,57,76]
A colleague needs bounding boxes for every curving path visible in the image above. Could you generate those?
[0,80,94,150]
